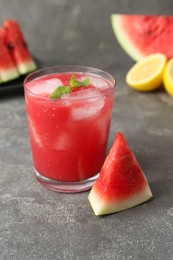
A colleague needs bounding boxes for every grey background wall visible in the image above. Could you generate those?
[0,0,172,68]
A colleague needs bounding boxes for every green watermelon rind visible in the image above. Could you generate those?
[18,60,37,75]
[88,185,152,216]
[111,14,145,61]
[0,68,19,82]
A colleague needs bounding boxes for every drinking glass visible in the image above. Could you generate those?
[24,66,116,192]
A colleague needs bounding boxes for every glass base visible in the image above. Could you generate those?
[34,169,99,193]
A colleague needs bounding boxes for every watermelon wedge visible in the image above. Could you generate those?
[111,14,173,61]
[88,132,152,216]
[4,20,37,75]
[0,27,19,82]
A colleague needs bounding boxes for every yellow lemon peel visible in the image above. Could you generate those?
[126,53,167,92]
[163,58,173,96]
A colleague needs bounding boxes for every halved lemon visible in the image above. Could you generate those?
[163,58,173,96]
[126,53,167,92]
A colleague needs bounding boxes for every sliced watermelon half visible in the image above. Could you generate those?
[0,27,19,82]
[88,132,152,216]
[4,20,37,75]
[111,14,173,61]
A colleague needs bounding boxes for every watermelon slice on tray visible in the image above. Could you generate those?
[111,14,173,61]
[0,27,19,83]
[0,19,37,85]
[4,20,37,75]
[88,132,153,216]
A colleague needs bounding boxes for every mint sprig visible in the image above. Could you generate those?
[50,75,91,99]
[50,86,72,99]
[70,75,91,87]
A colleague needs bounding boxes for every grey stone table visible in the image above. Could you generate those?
[0,0,173,259]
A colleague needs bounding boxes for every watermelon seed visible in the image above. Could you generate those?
[8,43,14,49]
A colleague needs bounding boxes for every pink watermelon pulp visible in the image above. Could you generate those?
[0,19,36,83]
[111,14,173,61]
[88,132,152,216]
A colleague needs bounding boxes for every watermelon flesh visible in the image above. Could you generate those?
[4,20,37,75]
[0,28,19,82]
[111,14,173,61]
[88,132,152,216]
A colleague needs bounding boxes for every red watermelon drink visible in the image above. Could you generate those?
[24,66,116,192]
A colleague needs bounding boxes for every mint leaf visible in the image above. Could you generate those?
[70,75,82,87]
[50,86,72,99]
[81,77,91,86]
[70,75,91,87]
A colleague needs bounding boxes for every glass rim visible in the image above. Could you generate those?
[24,65,116,100]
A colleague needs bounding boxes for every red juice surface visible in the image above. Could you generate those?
[25,72,115,182]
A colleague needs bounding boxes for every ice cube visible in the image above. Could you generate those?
[54,132,70,151]
[28,78,63,96]
[61,88,102,100]
[63,88,105,120]
[80,75,110,90]
[28,118,43,147]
